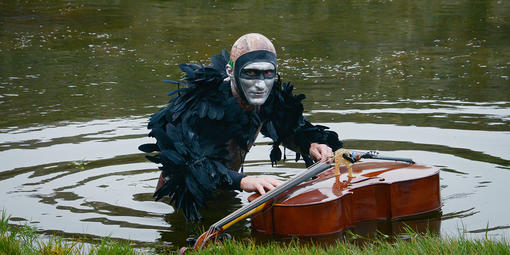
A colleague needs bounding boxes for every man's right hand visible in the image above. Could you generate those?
[240,176,283,195]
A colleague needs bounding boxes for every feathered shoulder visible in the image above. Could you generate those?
[148,50,237,129]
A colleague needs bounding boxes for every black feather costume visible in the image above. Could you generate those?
[139,51,343,221]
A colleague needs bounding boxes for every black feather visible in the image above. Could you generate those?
[270,145,282,167]
[207,105,217,120]
[160,150,185,166]
[145,155,161,164]
[198,101,207,118]
[138,143,159,153]
[151,128,174,150]
[215,107,224,120]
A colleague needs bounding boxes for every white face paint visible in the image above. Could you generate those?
[238,62,276,105]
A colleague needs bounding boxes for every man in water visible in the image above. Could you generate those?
[139,33,343,221]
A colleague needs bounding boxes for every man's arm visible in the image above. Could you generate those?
[238,142,329,195]
[260,80,343,166]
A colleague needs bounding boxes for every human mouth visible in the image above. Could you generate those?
[249,92,266,97]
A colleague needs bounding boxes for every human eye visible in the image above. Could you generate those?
[264,70,274,77]
[243,69,257,76]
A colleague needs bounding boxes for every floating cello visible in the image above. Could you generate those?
[249,160,440,236]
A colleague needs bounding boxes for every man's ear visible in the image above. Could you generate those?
[226,64,234,78]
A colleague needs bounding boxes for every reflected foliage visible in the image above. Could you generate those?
[0,0,509,129]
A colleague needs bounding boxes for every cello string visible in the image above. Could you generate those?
[213,164,316,228]
[214,160,325,227]
[213,160,330,229]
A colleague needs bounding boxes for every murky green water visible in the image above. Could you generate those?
[1,0,509,250]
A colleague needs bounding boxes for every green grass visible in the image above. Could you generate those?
[1,211,509,255]
[198,233,510,255]
[0,211,137,255]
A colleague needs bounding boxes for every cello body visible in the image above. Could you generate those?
[248,161,441,236]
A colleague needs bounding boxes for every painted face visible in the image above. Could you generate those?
[238,62,276,105]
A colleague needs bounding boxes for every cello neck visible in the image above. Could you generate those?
[210,161,331,231]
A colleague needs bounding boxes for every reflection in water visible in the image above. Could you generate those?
[441,207,478,220]
[252,211,442,247]
[1,0,510,249]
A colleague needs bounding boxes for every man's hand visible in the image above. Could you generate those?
[309,143,333,162]
[240,176,283,195]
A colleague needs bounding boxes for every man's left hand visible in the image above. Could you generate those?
[309,143,333,162]
[240,176,283,195]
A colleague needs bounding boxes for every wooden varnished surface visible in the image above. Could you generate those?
[249,161,441,236]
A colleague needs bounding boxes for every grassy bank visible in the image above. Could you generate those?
[1,211,509,255]
[0,212,136,255]
[200,234,510,255]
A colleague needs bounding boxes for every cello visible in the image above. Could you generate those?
[180,150,440,252]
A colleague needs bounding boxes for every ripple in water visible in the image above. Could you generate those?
[0,110,509,246]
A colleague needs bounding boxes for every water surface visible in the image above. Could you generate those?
[1,0,509,250]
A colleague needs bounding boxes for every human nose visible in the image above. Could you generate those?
[254,80,266,90]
